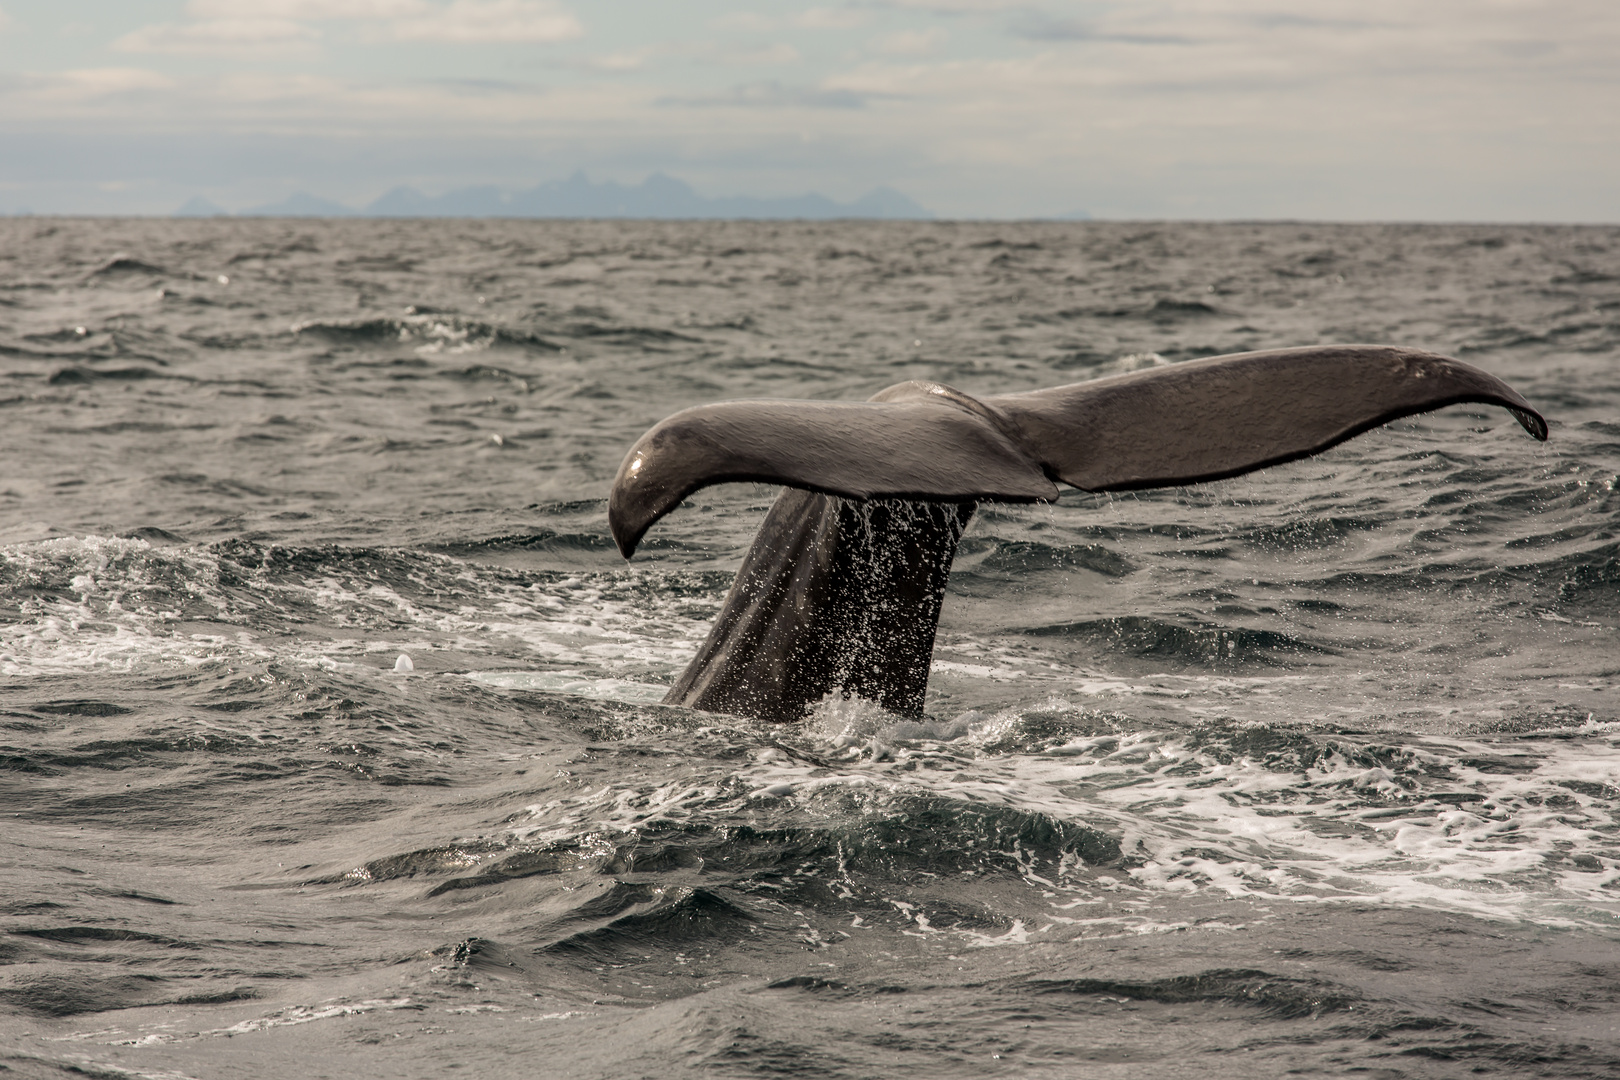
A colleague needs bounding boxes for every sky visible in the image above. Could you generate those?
[0,0,1616,219]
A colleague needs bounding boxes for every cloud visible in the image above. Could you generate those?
[391,0,583,43]
[876,0,1023,12]
[711,12,776,32]
[873,28,948,55]
[1007,14,1092,42]
[592,49,657,71]
[10,0,1620,222]
[118,1,583,56]
[114,19,320,56]
[17,68,180,103]
[1008,11,1200,45]
[188,0,428,17]
[722,43,803,65]
[0,68,579,136]
[699,5,873,34]
[0,7,10,33]
[1492,39,1558,60]
[795,7,870,29]
[1236,12,1388,31]
[661,80,868,109]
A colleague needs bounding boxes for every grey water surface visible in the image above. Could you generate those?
[1,219,1618,1078]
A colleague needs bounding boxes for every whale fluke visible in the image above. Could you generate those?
[607,345,1546,722]
[607,380,1057,559]
[987,345,1545,494]
[609,346,1544,559]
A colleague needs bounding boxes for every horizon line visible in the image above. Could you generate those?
[4,213,1617,226]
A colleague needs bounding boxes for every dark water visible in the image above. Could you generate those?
[1,219,1618,1078]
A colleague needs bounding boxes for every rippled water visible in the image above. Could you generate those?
[2,219,1618,1077]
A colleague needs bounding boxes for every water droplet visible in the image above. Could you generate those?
[394,654,414,673]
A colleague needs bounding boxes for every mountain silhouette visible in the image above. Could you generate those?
[238,192,358,217]
[174,195,229,217]
[182,172,934,220]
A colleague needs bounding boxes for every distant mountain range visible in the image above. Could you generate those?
[175,172,941,220]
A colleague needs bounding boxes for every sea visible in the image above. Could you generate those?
[1,218,1617,1078]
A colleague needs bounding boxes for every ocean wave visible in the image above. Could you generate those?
[431,529,619,557]
[290,314,560,355]
[46,365,171,385]
[956,537,1136,577]
[1020,615,1329,665]
[4,217,1618,1076]
[557,320,700,344]
[84,255,170,279]
[328,694,1618,937]
[0,535,715,679]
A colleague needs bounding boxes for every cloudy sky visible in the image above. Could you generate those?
[1,0,1616,218]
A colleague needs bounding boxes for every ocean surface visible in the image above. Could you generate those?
[1,218,1617,1078]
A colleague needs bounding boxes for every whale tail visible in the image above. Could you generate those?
[608,345,1544,559]
[665,491,971,722]
[608,346,1547,722]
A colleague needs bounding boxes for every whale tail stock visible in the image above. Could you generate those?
[663,492,972,722]
[608,346,1547,722]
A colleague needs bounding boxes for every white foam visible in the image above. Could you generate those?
[110,998,417,1047]
[0,536,712,681]
[291,313,498,355]
[9,537,1617,932]
[0,536,250,676]
[463,670,668,703]
[499,704,1620,931]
